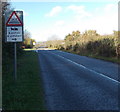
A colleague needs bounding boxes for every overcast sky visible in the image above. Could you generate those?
[11,1,118,42]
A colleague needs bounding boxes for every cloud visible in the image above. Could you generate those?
[104,4,117,13]
[67,5,85,13]
[67,5,92,18]
[54,20,65,26]
[45,6,62,17]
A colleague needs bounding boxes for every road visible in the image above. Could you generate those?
[37,50,119,110]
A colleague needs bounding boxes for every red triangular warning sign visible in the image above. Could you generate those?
[6,11,23,26]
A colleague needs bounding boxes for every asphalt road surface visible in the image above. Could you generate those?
[38,50,120,110]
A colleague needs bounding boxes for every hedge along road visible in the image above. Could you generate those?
[37,50,119,110]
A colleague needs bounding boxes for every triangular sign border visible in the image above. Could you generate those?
[6,11,23,26]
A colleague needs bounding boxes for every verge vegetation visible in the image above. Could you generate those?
[3,51,45,110]
[44,30,120,64]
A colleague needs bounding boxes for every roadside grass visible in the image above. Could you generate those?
[61,50,120,64]
[3,51,45,110]
[84,54,120,64]
[24,48,36,51]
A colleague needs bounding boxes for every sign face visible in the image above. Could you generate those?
[6,11,23,26]
[7,27,23,42]
[6,11,23,42]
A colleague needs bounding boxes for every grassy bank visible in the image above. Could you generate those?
[62,50,120,64]
[3,51,45,110]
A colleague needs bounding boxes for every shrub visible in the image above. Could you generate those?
[73,43,79,52]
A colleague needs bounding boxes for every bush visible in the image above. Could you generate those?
[85,38,116,57]
[58,45,65,50]
[73,43,79,52]
[66,45,72,50]
[98,38,116,57]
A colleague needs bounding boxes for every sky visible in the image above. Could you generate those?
[10,0,118,42]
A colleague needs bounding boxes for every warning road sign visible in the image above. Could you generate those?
[6,11,23,42]
[6,11,23,26]
[5,11,24,81]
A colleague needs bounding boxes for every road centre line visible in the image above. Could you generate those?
[49,51,120,84]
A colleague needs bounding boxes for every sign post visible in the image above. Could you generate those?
[5,11,23,80]
[14,42,17,80]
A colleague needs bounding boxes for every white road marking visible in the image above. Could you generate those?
[50,51,120,84]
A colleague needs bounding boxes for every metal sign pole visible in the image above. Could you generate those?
[14,42,17,80]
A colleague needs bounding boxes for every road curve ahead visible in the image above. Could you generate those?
[38,50,119,110]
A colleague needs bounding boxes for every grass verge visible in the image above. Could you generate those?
[3,51,45,110]
[62,50,120,64]
[24,48,36,51]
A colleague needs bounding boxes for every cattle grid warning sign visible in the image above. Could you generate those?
[6,11,23,42]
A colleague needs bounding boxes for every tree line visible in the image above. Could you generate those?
[45,30,120,58]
